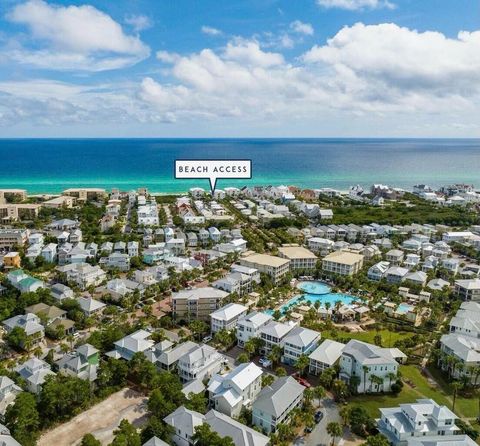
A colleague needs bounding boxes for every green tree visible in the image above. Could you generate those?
[192,424,235,446]
[38,374,92,425]
[111,419,141,446]
[326,421,342,446]
[361,434,390,446]
[295,355,310,377]
[81,434,102,446]
[185,392,208,414]
[237,353,250,363]
[6,326,28,350]
[4,392,40,446]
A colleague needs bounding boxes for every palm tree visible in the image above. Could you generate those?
[472,366,480,387]
[326,421,342,446]
[313,385,326,407]
[349,375,361,395]
[295,355,310,377]
[362,366,369,393]
[387,372,397,391]
[244,340,256,358]
[452,381,462,412]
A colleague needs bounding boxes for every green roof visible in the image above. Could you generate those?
[9,269,24,276]
[19,277,41,287]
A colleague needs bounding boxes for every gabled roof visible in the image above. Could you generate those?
[253,376,304,417]
[205,409,270,446]
[309,339,345,365]
[282,326,320,348]
[163,406,205,437]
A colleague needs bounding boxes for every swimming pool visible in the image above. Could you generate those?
[265,281,356,315]
[396,303,415,314]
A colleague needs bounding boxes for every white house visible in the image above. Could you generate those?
[377,399,460,446]
[207,362,262,417]
[340,339,405,394]
[210,303,248,334]
[252,376,305,434]
[281,326,321,366]
[177,344,224,383]
[236,312,272,348]
[309,339,345,375]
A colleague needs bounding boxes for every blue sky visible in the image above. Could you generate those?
[0,0,479,137]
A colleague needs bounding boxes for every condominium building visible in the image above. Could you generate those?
[171,287,229,322]
[239,253,290,284]
[322,251,364,276]
[0,204,41,221]
[0,229,28,250]
[277,245,317,271]
[63,188,107,202]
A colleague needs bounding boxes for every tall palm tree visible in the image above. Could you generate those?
[387,372,397,391]
[326,422,342,446]
[362,366,369,393]
[452,381,462,412]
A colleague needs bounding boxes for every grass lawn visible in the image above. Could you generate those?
[323,329,414,347]
[348,365,478,420]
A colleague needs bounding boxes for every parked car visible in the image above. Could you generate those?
[259,357,272,368]
[293,373,312,388]
[304,426,313,434]
[202,335,212,343]
[315,411,324,423]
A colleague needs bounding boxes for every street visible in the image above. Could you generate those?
[295,396,342,446]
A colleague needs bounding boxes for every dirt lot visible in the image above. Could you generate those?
[38,388,148,446]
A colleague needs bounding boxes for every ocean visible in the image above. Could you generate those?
[1,138,479,194]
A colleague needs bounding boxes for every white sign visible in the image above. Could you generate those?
[175,159,252,194]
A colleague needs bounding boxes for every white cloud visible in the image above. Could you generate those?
[125,14,153,32]
[2,23,480,136]
[5,0,150,71]
[201,25,222,36]
[290,20,314,36]
[317,0,395,11]
[223,40,284,67]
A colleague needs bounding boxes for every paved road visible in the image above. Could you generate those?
[294,397,342,446]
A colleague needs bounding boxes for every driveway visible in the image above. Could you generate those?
[38,388,148,446]
[295,396,342,446]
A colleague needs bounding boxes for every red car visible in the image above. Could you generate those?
[293,373,312,388]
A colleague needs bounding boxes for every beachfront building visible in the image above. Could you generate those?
[236,311,273,348]
[252,376,305,434]
[377,399,460,446]
[322,251,364,276]
[207,362,263,417]
[277,245,317,271]
[239,253,290,285]
[171,287,229,322]
[63,188,107,202]
[309,339,346,375]
[210,303,248,334]
[339,340,405,394]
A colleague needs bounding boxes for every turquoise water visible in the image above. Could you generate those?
[265,281,356,315]
[396,303,415,314]
[1,139,480,193]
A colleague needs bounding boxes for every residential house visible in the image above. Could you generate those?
[368,261,390,281]
[252,376,305,434]
[236,312,273,348]
[377,399,461,446]
[210,303,248,334]
[0,376,22,416]
[50,283,74,301]
[14,358,55,394]
[177,344,224,382]
[258,321,295,355]
[2,313,44,349]
[56,344,99,381]
[309,339,345,375]
[207,362,263,417]
[76,296,106,317]
[386,249,405,265]
[339,340,405,394]
[57,263,106,289]
[281,326,321,366]
[455,279,480,301]
[107,329,154,361]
